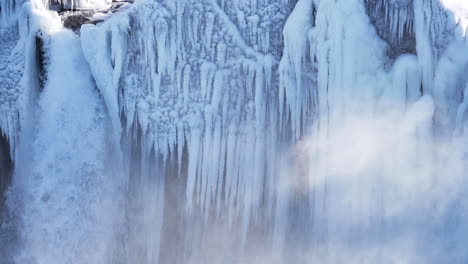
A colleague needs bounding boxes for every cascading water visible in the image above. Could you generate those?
[1,0,468,263]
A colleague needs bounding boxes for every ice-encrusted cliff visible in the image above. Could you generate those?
[1,0,468,263]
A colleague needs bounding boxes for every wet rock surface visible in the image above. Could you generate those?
[0,131,13,218]
[63,14,91,31]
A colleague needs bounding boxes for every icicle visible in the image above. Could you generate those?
[200,61,216,101]
[204,12,215,53]
[155,18,169,74]
[81,15,131,146]
[177,120,184,174]
[186,116,202,211]
[182,64,191,103]
[110,21,129,93]
[278,0,314,140]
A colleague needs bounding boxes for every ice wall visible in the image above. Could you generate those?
[1,0,468,263]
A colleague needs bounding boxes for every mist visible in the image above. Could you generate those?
[274,95,468,263]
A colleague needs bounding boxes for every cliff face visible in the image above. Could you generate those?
[1,0,468,263]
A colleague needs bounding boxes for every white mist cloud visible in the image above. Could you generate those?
[275,95,468,263]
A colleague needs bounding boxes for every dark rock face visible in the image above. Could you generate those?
[0,132,15,264]
[0,132,13,218]
[63,14,91,31]
[36,33,48,93]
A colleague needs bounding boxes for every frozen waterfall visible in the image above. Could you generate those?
[1,0,468,263]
